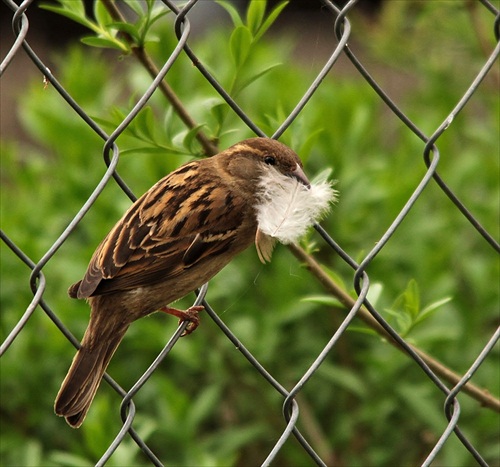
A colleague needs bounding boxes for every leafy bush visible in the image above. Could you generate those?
[1,1,498,466]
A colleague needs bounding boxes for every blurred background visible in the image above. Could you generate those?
[1,1,499,466]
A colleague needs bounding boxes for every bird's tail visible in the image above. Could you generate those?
[54,317,129,428]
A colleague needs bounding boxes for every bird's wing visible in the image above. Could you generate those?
[70,160,248,298]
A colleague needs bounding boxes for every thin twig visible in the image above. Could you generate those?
[288,243,500,413]
[101,0,219,156]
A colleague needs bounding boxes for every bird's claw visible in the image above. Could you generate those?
[158,304,205,336]
[179,305,204,336]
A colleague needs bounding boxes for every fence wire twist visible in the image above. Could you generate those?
[1,0,499,466]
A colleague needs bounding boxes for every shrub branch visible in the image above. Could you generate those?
[101,0,219,156]
[288,243,500,413]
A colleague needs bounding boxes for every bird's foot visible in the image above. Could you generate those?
[159,305,204,336]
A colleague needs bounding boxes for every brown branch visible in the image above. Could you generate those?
[288,243,500,413]
[101,0,219,156]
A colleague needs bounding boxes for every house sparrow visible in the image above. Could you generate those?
[54,137,336,428]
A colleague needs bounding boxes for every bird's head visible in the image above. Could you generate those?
[218,137,311,192]
[216,137,336,262]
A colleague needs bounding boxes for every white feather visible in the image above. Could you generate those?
[256,168,337,244]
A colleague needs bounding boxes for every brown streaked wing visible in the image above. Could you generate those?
[72,160,246,298]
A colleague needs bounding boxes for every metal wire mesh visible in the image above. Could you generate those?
[1,0,499,466]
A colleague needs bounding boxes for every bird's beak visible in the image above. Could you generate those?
[290,163,311,188]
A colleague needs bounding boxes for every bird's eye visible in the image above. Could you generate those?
[264,156,276,165]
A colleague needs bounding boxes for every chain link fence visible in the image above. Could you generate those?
[1,0,499,466]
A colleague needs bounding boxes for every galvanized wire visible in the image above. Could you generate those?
[1,0,499,466]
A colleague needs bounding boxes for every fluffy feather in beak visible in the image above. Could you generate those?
[255,159,337,262]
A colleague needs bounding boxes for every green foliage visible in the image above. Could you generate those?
[1,1,499,466]
[383,279,452,339]
[41,0,168,51]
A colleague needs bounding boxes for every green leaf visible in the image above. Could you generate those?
[210,101,227,129]
[234,62,282,95]
[346,326,379,337]
[215,0,244,27]
[94,0,113,28]
[144,0,156,11]
[301,295,344,308]
[80,36,128,52]
[254,1,289,43]
[41,0,85,16]
[246,0,267,36]
[229,25,253,67]
[90,115,118,131]
[109,21,141,43]
[147,8,170,29]
[384,279,452,337]
[183,124,207,153]
[366,282,384,308]
[134,106,156,141]
[126,0,147,16]
[40,3,95,30]
[390,279,419,325]
[135,4,170,46]
[162,107,175,141]
[404,278,420,319]
[414,296,452,325]
[323,265,347,291]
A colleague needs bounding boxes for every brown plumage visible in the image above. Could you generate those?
[54,137,313,428]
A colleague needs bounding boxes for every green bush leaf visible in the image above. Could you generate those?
[109,21,141,43]
[80,36,128,52]
[230,25,253,67]
[246,0,266,36]
[234,62,282,95]
[183,124,207,153]
[415,296,452,325]
[94,0,113,28]
[126,0,147,16]
[40,2,94,30]
[301,295,344,308]
[216,0,244,28]
[254,1,288,42]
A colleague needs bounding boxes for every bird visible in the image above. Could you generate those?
[54,137,336,428]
